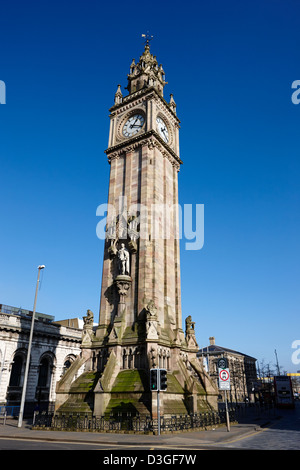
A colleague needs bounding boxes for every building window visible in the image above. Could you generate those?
[62,359,72,376]
[9,355,23,387]
[38,358,49,387]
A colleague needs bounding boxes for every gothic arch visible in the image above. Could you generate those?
[61,354,77,377]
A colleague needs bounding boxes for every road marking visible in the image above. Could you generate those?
[218,424,275,445]
[0,437,201,450]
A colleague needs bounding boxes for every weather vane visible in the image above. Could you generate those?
[141,31,153,46]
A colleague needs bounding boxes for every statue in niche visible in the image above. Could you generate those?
[117,243,130,275]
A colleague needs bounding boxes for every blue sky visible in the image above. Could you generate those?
[0,0,299,373]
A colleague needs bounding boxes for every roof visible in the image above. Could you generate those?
[198,344,256,360]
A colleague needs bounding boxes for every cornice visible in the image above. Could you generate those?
[104,130,183,169]
[0,313,82,343]
[109,86,180,124]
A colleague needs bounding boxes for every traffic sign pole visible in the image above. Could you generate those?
[224,390,230,432]
[217,358,230,432]
[157,389,160,436]
[150,368,168,435]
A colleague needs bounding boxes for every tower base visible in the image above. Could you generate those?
[55,317,218,419]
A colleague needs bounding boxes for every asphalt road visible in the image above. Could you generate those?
[0,404,299,452]
[221,404,300,450]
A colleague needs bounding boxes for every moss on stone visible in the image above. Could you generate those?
[69,371,100,393]
[166,372,185,394]
[122,326,139,340]
[111,369,148,392]
[104,396,148,417]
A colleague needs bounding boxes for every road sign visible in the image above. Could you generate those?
[217,357,228,369]
[218,368,230,390]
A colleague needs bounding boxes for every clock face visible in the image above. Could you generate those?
[122,114,145,137]
[156,117,169,143]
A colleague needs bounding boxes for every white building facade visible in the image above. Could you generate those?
[0,304,83,416]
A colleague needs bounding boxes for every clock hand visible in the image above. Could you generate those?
[130,117,138,129]
[161,128,168,141]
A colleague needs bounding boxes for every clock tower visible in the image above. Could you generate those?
[55,41,217,418]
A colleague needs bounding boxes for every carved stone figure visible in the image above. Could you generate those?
[145,300,159,340]
[149,346,157,368]
[117,243,130,275]
[185,315,198,349]
[185,315,195,334]
[82,309,94,344]
[145,300,157,318]
[83,309,94,327]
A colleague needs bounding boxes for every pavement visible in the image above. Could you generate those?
[0,408,281,449]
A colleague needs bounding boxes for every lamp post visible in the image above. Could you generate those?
[18,265,45,428]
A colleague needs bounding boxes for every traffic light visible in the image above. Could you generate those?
[159,369,167,391]
[150,368,158,391]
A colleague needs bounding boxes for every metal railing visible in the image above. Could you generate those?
[0,406,20,417]
[32,409,235,434]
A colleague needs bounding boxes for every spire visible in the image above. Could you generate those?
[169,93,176,114]
[114,84,123,104]
[126,39,167,97]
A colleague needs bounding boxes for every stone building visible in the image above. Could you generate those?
[0,304,83,415]
[198,337,258,403]
[55,41,218,418]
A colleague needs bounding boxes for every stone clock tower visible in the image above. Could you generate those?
[55,42,217,417]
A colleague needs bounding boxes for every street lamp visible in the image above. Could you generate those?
[18,265,45,428]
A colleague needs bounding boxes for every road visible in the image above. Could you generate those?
[221,404,300,450]
[0,404,299,451]
[0,437,223,451]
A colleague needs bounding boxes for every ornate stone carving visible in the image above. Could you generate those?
[145,300,159,340]
[83,309,94,327]
[82,309,94,344]
[106,214,139,257]
[185,315,195,335]
[185,315,198,349]
[145,300,157,318]
[115,277,131,297]
[148,346,157,368]
[114,274,132,317]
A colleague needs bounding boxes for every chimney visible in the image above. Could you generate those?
[209,336,215,345]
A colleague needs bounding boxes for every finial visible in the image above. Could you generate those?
[141,31,153,47]
[114,84,123,105]
[169,93,176,114]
